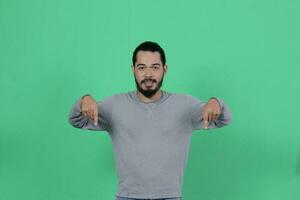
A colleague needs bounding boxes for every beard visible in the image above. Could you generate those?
[134,73,165,98]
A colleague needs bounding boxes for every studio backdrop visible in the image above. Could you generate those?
[0,0,299,200]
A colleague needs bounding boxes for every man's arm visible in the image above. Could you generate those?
[68,94,111,131]
[188,95,232,130]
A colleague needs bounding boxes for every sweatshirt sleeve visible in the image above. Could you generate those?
[187,95,232,130]
[68,95,113,132]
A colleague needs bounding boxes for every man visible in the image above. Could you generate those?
[68,41,232,200]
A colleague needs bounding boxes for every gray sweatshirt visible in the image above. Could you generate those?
[68,90,232,199]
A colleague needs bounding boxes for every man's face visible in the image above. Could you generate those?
[132,51,167,98]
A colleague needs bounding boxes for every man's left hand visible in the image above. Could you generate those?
[202,98,222,129]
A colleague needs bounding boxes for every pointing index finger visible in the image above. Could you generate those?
[203,111,208,129]
[94,109,98,126]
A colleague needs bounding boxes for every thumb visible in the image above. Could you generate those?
[93,109,98,126]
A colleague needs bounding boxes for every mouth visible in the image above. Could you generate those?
[143,79,156,88]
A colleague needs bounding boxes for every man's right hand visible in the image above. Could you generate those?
[80,95,98,126]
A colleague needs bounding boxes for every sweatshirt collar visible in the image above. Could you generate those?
[128,89,171,105]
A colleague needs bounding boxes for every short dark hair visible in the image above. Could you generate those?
[132,41,166,66]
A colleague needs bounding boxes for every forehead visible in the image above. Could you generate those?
[136,51,162,64]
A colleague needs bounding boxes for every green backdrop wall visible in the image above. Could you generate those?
[0,0,299,199]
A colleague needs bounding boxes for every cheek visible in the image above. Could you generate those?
[156,72,164,80]
[134,74,143,82]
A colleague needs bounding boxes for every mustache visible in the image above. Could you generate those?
[141,79,157,84]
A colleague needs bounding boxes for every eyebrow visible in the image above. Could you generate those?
[152,63,161,66]
[136,63,161,67]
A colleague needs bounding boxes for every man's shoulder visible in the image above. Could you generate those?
[169,92,196,100]
[102,92,127,101]
[101,91,136,103]
[170,93,204,106]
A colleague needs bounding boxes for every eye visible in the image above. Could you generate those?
[153,66,160,70]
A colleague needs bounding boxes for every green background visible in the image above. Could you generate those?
[0,0,299,199]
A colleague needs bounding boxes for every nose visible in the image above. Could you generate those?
[144,67,153,77]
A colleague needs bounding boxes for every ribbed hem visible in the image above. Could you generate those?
[116,187,182,199]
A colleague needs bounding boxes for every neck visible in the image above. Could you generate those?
[136,89,163,103]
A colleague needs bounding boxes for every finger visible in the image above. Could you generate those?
[85,109,89,118]
[87,109,92,119]
[90,109,94,120]
[208,112,212,123]
[93,109,98,126]
[215,113,220,120]
[208,112,212,122]
[212,113,217,121]
[211,112,217,121]
[82,108,87,117]
[203,112,208,129]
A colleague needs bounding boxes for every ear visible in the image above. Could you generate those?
[131,65,135,74]
[163,64,168,74]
